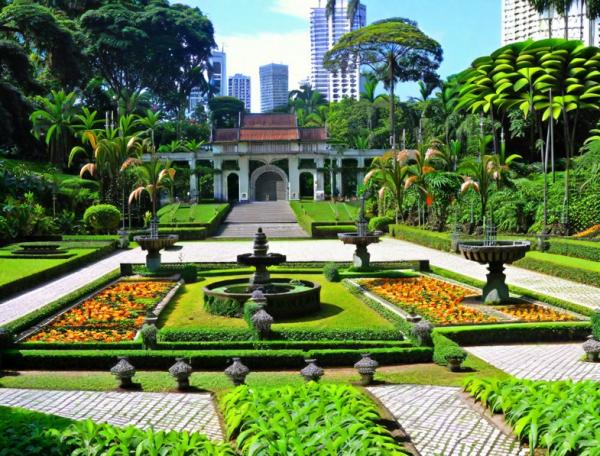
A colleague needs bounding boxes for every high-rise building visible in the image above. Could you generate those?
[228,73,251,111]
[502,0,600,46]
[259,63,289,113]
[310,1,366,102]
[188,49,227,114]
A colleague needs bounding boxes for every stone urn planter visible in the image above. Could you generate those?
[354,353,379,385]
[134,234,178,272]
[224,357,249,386]
[250,307,274,340]
[583,337,600,362]
[110,356,136,388]
[458,241,530,304]
[300,359,324,382]
[169,358,193,390]
[411,320,434,347]
[446,357,464,372]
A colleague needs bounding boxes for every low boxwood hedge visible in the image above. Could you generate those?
[389,224,452,251]
[546,238,600,262]
[432,331,464,366]
[1,346,432,369]
[312,225,357,239]
[515,255,600,288]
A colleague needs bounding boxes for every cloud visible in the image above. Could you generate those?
[218,30,310,112]
[269,0,320,19]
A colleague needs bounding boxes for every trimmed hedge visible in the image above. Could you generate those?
[546,238,600,262]
[432,331,464,366]
[515,255,600,288]
[435,322,591,347]
[389,224,452,251]
[0,242,116,299]
[312,225,356,238]
[129,227,208,241]
[1,346,432,369]
[2,269,121,334]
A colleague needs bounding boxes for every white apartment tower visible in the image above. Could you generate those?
[228,74,251,111]
[502,0,600,46]
[188,49,227,115]
[259,63,289,113]
[310,1,366,102]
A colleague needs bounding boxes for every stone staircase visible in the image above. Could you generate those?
[214,201,308,238]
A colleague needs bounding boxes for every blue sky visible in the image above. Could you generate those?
[181,0,501,111]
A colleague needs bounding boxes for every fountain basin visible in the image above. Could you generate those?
[204,278,321,319]
[237,252,286,267]
[338,232,381,268]
[458,240,531,305]
[134,234,178,272]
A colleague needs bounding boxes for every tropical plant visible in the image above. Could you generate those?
[82,203,120,234]
[324,18,443,149]
[221,383,409,455]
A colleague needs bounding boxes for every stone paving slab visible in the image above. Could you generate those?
[466,343,600,381]
[0,388,223,440]
[369,384,527,456]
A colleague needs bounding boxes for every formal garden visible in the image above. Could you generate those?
[1,0,600,455]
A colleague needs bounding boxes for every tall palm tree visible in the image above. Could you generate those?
[360,72,387,133]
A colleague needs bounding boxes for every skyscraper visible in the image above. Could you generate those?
[188,48,227,114]
[228,73,251,111]
[259,63,289,113]
[310,1,366,102]
[502,0,600,46]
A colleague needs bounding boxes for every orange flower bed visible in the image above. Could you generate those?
[496,304,575,322]
[27,280,174,343]
[360,277,496,325]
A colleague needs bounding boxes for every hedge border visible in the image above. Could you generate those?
[0,242,116,299]
[514,255,600,288]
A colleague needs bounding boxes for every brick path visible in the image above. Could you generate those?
[369,385,526,456]
[0,388,223,439]
[467,343,600,381]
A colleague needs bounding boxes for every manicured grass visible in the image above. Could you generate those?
[525,250,600,272]
[290,200,358,222]
[0,353,508,396]
[159,273,395,331]
[158,203,228,224]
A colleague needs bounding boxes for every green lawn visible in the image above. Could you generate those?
[159,273,395,331]
[158,203,229,224]
[525,250,600,272]
[290,201,358,223]
[0,353,508,396]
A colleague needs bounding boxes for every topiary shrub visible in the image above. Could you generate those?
[83,204,121,234]
[204,295,242,317]
[243,300,262,328]
[140,324,158,350]
[323,262,341,282]
[181,264,197,283]
[591,308,600,340]
[368,216,394,233]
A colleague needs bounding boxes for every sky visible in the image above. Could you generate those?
[182,0,502,112]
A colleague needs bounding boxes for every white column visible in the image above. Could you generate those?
[336,158,343,197]
[357,156,365,192]
[188,158,197,202]
[288,156,300,200]
[212,157,223,201]
[238,156,249,202]
[315,157,325,200]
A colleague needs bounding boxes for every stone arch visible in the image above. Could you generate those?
[250,164,288,201]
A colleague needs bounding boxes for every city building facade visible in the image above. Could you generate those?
[188,49,227,114]
[259,64,289,113]
[310,1,366,102]
[228,73,251,111]
[502,0,600,45]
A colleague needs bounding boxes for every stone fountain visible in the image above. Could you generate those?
[338,191,381,268]
[133,216,178,272]
[458,220,530,304]
[203,228,321,318]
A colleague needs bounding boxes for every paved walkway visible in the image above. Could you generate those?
[369,385,526,456]
[0,388,223,439]
[467,343,600,381]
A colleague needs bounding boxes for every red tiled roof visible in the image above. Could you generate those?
[213,129,239,142]
[239,128,299,141]
[241,114,296,128]
[300,128,327,141]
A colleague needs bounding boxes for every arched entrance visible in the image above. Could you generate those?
[227,173,239,202]
[250,164,288,201]
[299,172,314,199]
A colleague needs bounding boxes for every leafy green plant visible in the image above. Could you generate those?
[464,378,600,456]
[323,262,341,282]
[83,204,121,234]
[221,383,409,455]
[591,309,600,340]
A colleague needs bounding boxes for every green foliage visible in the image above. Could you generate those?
[83,204,120,234]
[591,309,600,340]
[515,253,600,288]
[464,378,600,455]
[140,324,157,350]
[368,215,394,232]
[0,406,235,456]
[203,295,242,317]
[323,262,341,282]
[181,264,197,283]
[432,331,466,366]
[0,192,57,240]
[208,96,245,127]
[221,383,410,455]
[243,300,261,329]
[389,223,452,251]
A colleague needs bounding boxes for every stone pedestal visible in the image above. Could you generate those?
[249,265,270,289]
[146,250,161,272]
[482,262,509,304]
[353,244,370,268]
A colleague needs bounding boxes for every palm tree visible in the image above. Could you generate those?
[30,90,77,166]
[360,72,387,133]
[289,83,327,120]
[325,0,360,25]
[404,148,437,225]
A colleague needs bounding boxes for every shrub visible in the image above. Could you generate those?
[368,216,394,233]
[515,255,600,288]
[389,224,452,251]
[592,309,600,340]
[323,262,341,282]
[243,300,261,329]
[181,264,197,283]
[203,295,242,317]
[432,331,465,366]
[83,204,120,234]
[140,324,158,350]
